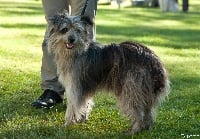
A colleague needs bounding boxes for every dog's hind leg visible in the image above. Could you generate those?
[128,94,155,133]
[117,90,145,134]
[127,95,155,134]
[143,107,154,131]
[130,107,145,134]
[116,71,149,134]
[117,94,145,134]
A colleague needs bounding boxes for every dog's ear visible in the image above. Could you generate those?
[48,14,60,27]
[47,11,70,37]
[48,10,69,26]
[47,16,57,37]
[80,16,93,26]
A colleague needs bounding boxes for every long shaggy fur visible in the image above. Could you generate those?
[47,12,170,134]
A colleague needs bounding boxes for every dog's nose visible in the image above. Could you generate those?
[68,35,75,44]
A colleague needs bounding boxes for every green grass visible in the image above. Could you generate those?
[0,0,200,138]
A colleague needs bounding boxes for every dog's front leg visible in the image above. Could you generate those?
[65,98,76,125]
[65,87,88,125]
[65,89,79,125]
[65,89,94,125]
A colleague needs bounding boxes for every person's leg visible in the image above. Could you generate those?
[41,0,70,95]
[182,0,189,12]
[70,0,98,40]
[32,0,69,108]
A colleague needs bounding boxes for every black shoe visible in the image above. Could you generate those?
[31,89,63,108]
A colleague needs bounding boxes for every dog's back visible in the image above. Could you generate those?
[81,41,169,100]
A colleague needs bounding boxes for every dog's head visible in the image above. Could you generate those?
[47,11,93,53]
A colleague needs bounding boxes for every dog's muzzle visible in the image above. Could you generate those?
[65,35,75,49]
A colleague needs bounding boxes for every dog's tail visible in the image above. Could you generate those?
[155,68,170,106]
[151,69,170,120]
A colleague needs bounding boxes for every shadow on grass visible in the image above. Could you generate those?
[0,23,45,29]
[97,25,200,49]
[96,5,200,49]
[0,1,43,16]
[1,125,134,139]
[98,6,200,25]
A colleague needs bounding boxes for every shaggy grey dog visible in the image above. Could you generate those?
[47,11,170,134]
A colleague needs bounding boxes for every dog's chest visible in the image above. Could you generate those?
[59,72,73,93]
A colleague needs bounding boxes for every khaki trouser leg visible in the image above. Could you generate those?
[40,0,97,96]
[41,0,69,96]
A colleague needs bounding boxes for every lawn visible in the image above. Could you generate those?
[0,0,199,138]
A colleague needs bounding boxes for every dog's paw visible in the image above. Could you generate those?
[64,121,71,126]
[65,115,76,126]
[65,118,76,126]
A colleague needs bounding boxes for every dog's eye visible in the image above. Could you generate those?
[60,28,69,34]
